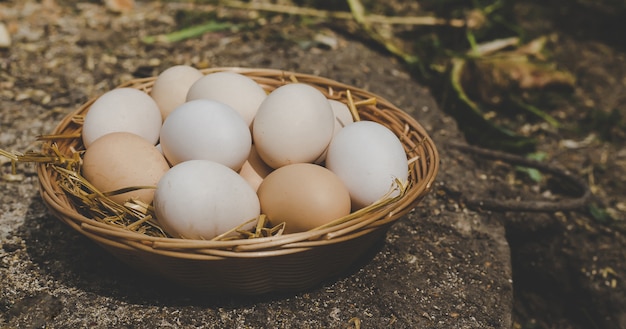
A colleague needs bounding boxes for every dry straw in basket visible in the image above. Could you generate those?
[6,67,439,294]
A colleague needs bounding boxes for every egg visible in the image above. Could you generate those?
[81,132,170,205]
[150,65,204,120]
[82,87,162,148]
[325,121,409,210]
[186,71,267,127]
[315,99,355,164]
[159,99,252,171]
[153,160,260,240]
[252,83,335,169]
[238,145,273,192]
[257,163,351,234]
[329,99,355,134]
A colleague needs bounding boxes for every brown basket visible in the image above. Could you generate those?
[37,67,440,295]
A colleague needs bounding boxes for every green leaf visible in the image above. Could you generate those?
[142,21,242,44]
[510,96,561,128]
[589,203,614,223]
[515,152,547,182]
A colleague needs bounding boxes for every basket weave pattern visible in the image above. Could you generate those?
[37,67,439,294]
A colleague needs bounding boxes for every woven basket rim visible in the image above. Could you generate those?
[37,66,440,258]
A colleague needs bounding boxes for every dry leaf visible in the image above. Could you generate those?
[104,0,135,13]
[0,22,11,48]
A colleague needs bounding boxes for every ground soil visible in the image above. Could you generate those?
[503,2,626,328]
[1,1,625,329]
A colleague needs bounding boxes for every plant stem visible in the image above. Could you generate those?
[211,0,466,27]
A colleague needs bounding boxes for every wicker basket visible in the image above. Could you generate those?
[37,67,439,295]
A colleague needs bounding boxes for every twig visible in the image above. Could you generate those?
[472,36,520,56]
[174,1,465,27]
[346,0,420,65]
[447,141,592,212]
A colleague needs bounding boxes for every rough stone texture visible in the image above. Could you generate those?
[0,1,513,328]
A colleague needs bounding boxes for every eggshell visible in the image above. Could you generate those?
[252,83,335,169]
[186,71,267,126]
[82,87,162,148]
[315,99,355,164]
[329,99,355,134]
[257,163,351,234]
[151,65,204,120]
[325,121,408,210]
[159,99,252,170]
[81,132,170,205]
[238,145,273,192]
[153,160,260,240]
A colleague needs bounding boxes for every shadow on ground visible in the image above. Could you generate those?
[17,195,383,308]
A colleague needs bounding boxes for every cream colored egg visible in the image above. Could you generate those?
[252,83,335,169]
[186,71,267,126]
[82,132,170,205]
[82,88,162,148]
[238,145,273,192]
[151,65,204,120]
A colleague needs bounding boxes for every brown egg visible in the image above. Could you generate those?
[239,145,274,192]
[82,132,170,205]
[257,163,351,234]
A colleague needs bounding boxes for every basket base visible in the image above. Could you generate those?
[96,228,389,296]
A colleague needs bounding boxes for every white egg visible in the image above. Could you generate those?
[186,71,267,127]
[151,65,204,120]
[315,99,355,164]
[329,99,354,134]
[252,83,335,169]
[82,88,162,148]
[325,121,408,210]
[154,160,260,240]
[160,99,252,171]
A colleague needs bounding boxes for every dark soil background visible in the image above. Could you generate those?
[503,2,626,328]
